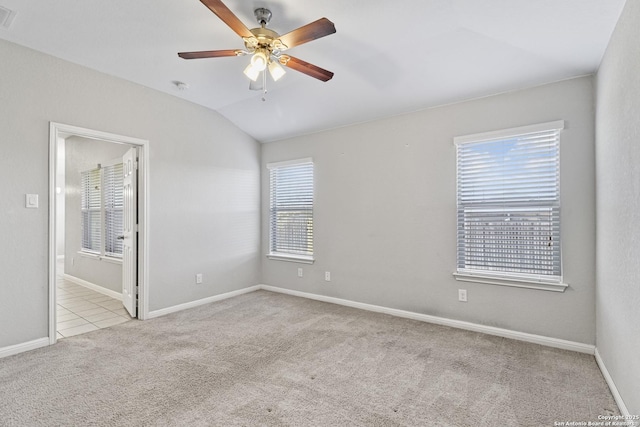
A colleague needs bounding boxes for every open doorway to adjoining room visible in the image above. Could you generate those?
[49,122,149,343]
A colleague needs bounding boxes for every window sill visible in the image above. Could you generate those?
[78,250,100,260]
[77,251,123,265]
[267,253,315,264]
[453,272,568,292]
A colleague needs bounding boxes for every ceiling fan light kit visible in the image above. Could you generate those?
[250,50,268,71]
[243,63,261,81]
[178,0,336,98]
[268,60,286,82]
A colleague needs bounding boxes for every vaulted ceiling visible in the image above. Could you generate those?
[0,0,627,142]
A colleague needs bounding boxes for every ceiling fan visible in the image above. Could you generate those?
[179,0,336,91]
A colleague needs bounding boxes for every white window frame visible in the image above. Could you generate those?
[267,158,315,264]
[453,121,568,292]
[80,167,102,256]
[80,157,124,263]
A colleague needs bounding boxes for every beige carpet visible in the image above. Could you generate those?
[0,290,618,426]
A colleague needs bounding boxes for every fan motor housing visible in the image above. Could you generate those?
[246,27,284,51]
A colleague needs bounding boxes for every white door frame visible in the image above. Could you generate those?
[48,122,150,345]
[121,147,138,318]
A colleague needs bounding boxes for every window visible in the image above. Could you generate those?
[267,158,314,263]
[81,161,124,259]
[103,163,124,257]
[454,121,566,291]
[81,168,102,253]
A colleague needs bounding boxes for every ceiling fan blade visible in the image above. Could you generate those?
[282,56,334,82]
[199,0,253,38]
[178,49,242,59]
[278,18,336,49]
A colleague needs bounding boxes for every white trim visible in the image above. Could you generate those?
[5,284,600,367]
[267,253,315,264]
[100,256,123,265]
[453,273,568,292]
[147,286,261,319]
[595,348,635,420]
[56,255,65,261]
[0,338,49,359]
[259,285,595,354]
[77,250,100,260]
[52,122,149,145]
[49,122,151,342]
[137,142,150,320]
[266,157,313,169]
[454,120,565,145]
[63,274,122,301]
[77,251,123,265]
[48,128,60,344]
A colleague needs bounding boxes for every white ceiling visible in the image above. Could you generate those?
[0,0,627,142]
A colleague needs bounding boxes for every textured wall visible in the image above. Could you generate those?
[262,76,596,344]
[0,39,261,348]
[595,0,640,415]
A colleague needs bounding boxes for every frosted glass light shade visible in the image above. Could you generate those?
[243,63,260,81]
[250,51,268,71]
[268,60,286,81]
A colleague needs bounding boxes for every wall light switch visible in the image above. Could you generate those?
[25,194,38,208]
[297,268,303,278]
[196,273,203,284]
[325,271,331,282]
[458,289,468,302]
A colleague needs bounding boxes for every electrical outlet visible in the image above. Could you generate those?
[458,289,467,302]
[325,271,331,282]
[196,273,203,284]
[297,268,303,278]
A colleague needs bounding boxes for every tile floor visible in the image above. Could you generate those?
[57,277,133,339]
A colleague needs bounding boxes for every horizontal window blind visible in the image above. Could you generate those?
[80,162,124,258]
[456,124,562,282]
[81,168,102,253]
[268,160,314,257]
[104,163,124,257]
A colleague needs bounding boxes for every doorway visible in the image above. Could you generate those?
[48,123,149,345]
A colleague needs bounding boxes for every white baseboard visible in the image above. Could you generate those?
[595,348,635,420]
[0,338,49,359]
[259,285,596,355]
[5,284,634,419]
[1,286,259,358]
[147,285,261,319]
[63,274,122,301]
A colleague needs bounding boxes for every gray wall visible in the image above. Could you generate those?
[595,0,640,415]
[64,136,130,294]
[2,10,637,413]
[0,39,261,348]
[262,76,596,344]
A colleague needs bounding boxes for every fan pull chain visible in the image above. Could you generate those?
[262,69,268,102]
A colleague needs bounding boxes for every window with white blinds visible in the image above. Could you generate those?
[103,163,124,257]
[267,158,314,262]
[80,161,124,258]
[81,168,102,253]
[454,121,563,286]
